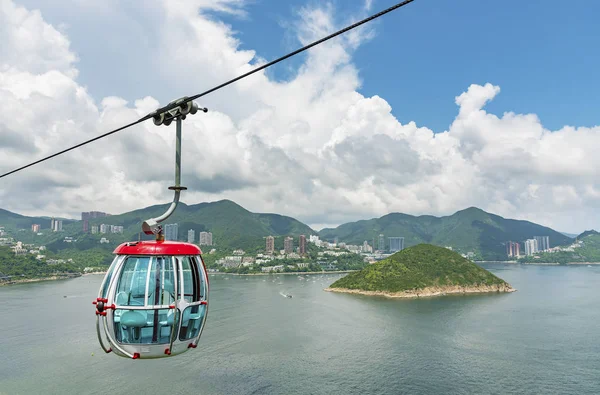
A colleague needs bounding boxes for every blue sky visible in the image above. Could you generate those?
[18,0,599,133]
[3,0,600,232]
[213,0,600,133]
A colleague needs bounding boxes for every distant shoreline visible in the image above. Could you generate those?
[0,274,81,287]
[324,284,516,299]
[54,270,357,278]
[477,261,600,266]
[519,262,600,266]
[564,262,600,265]
[4,261,598,288]
[209,270,357,276]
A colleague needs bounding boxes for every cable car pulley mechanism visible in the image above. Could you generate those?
[142,98,207,239]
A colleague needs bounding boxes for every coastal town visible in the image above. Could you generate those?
[0,219,403,276]
[209,234,393,273]
[1,214,599,283]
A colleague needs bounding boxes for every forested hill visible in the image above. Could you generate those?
[329,244,511,293]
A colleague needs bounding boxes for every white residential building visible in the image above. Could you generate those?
[524,239,539,256]
[199,231,213,246]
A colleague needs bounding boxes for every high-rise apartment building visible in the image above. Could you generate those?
[81,211,109,232]
[284,237,294,254]
[266,236,275,254]
[31,224,40,232]
[199,231,213,246]
[164,223,179,241]
[378,234,385,251]
[534,236,550,252]
[188,229,196,244]
[506,241,521,257]
[299,235,306,255]
[524,239,538,256]
[388,237,404,253]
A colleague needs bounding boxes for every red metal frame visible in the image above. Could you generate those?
[113,241,203,256]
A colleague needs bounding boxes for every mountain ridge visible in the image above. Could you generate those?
[0,201,575,259]
[576,230,599,240]
[319,208,573,260]
[0,199,316,251]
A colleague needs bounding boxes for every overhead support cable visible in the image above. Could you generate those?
[0,0,416,180]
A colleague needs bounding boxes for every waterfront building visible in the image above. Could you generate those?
[299,235,306,255]
[506,241,521,257]
[266,236,275,254]
[284,237,294,254]
[534,236,550,252]
[524,239,538,256]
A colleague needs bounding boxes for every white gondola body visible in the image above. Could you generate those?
[94,241,209,359]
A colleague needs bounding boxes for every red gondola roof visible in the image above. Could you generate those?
[113,241,203,256]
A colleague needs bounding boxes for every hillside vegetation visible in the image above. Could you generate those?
[82,199,315,250]
[576,230,599,240]
[1,200,315,253]
[329,244,511,294]
[519,233,600,264]
[0,247,80,280]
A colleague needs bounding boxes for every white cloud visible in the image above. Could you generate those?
[0,0,599,235]
[0,0,77,77]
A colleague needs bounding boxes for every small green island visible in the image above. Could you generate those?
[326,244,515,298]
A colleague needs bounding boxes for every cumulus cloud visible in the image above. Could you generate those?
[0,0,599,234]
[0,0,77,76]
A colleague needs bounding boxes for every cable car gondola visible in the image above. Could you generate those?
[93,98,210,359]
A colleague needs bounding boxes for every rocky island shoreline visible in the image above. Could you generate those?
[325,283,515,298]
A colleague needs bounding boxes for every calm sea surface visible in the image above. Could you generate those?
[1,264,599,395]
